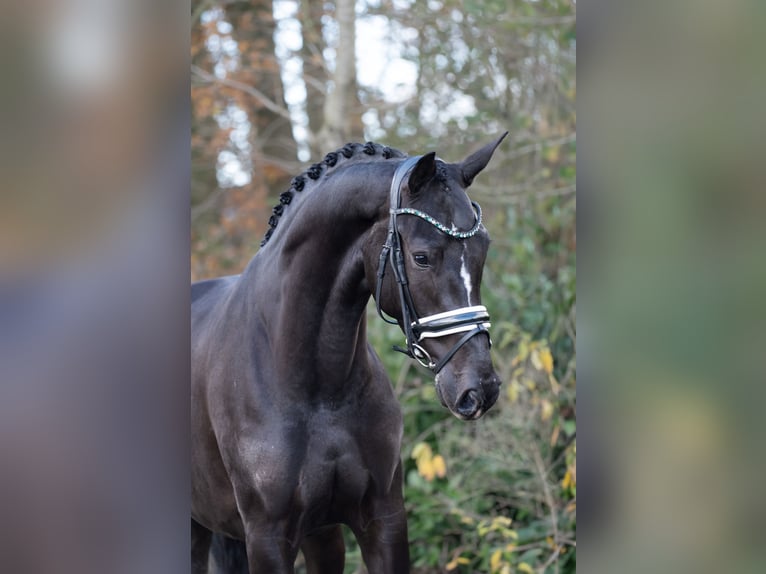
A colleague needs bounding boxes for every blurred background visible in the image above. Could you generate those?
[192,1,576,572]
[0,2,189,573]
[578,1,766,573]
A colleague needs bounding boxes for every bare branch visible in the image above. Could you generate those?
[501,15,576,27]
[501,134,576,162]
[192,64,293,121]
[301,72,328,95]
[475,184,576,204]
[539,545,562,573]
[253,153,304,176]
[191,186,227,222]
[533,446,560,574]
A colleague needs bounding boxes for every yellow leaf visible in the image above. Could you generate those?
[477,521,490,537]
[507,381,519,403]
[540,347,554,374]
[541,399,554,421]
[445,557,460,571]
[432,454,447,478]
[457,557,470,565]
[548,374,560,396]
[546,536,555,547]
[490,549,502,573]
[493,516,512,528]
[411,442,431,462]
[530,349,543,371]
[417,456,435,481]
[562,469,572,489]
[500,565,511,574]
[505,543,516,552]
[544,145,560,163]
[518,562,534,574]
[460,515,475,525]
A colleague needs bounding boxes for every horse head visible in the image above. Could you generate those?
[365,133,507,420]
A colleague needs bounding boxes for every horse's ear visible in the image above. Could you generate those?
[407,152,437,195]
[459,132,508,187]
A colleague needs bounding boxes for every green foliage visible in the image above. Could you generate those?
[358,191,576,573]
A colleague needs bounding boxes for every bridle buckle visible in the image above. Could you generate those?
[410,343,436,370]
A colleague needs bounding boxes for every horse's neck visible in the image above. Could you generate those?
[251,161,394,396]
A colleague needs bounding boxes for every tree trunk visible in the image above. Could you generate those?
[222,0,298,261]
[191,0,299,278]
[299,0,326,157]
[316,0,363,152]
[225,0,298,182]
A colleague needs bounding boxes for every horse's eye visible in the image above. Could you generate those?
[413,253,430,267]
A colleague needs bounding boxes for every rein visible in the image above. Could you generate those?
[375,156,492,373]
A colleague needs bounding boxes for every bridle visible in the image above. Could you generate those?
[375,156,492,374]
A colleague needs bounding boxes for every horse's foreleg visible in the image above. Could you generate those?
[210,534,248,574]
[192,518,213,574]
[242,524,299,574]
[353,508,409,574]
[352,464,410,574]
[301,524,345,574]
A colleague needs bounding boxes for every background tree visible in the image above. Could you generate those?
[316,0,365,150]
[191,1,576,572]
[192,0,298,278]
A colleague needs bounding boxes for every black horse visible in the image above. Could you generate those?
[191,134,507,573]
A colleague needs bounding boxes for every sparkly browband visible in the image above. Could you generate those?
[391,202,483,239]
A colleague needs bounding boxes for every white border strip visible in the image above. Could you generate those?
[418,322,491,340]
[416,305,488,325]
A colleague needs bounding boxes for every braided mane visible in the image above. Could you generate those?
[260,141,407,246]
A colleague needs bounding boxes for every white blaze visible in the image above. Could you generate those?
[460,247,473,304]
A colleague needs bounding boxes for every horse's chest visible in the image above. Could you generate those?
[302,440,369,510]
[306,434,377,504]
[243,416,399,529]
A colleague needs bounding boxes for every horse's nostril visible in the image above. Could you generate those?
[456,389,481,417]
